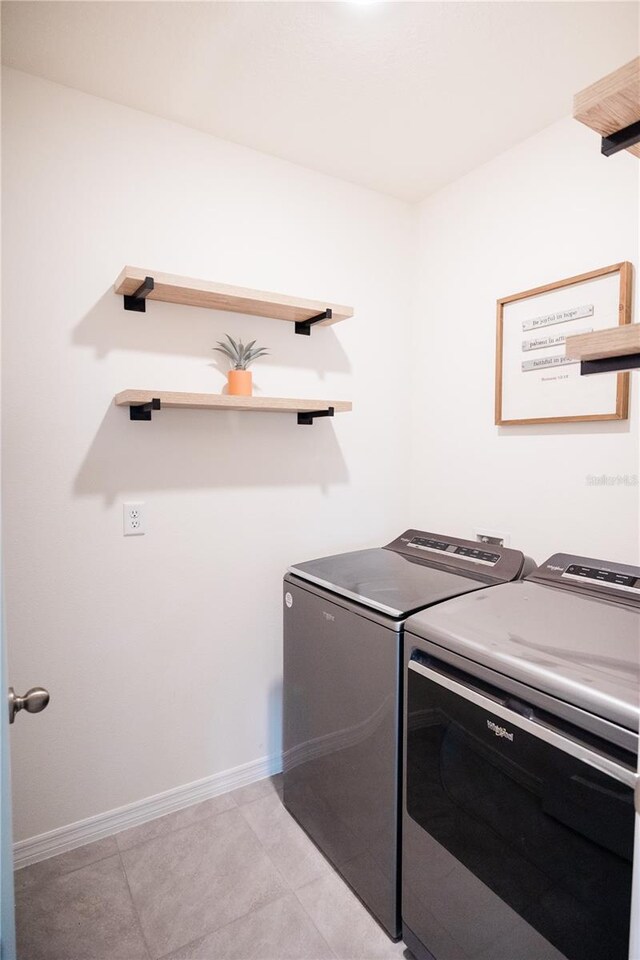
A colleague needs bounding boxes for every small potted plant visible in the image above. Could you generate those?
[213,334,269,396]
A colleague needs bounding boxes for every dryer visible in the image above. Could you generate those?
[402,552,640,960]
[282,529,529,939]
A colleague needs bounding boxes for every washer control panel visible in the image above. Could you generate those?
[407,536,499,567]
[384,530,526,583]
[529,553,640,605]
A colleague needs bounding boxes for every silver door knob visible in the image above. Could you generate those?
[8,687,50,724]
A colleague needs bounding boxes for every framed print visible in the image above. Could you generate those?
[495,262,632,425]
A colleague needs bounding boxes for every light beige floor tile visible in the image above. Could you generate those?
[14,836,119,892]
[296,871,405,960]
[116,792,237,851]
[231,774,283,807]
[15,854,149,960]
[121,807,287,959]
[164,893,335,960]
[239,793,332,889]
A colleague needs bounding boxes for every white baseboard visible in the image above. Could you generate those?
[14,752,282,870]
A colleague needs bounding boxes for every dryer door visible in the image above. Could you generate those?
[403,654,636,960]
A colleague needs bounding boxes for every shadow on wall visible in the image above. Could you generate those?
[72,285,352,502]
[497,413,632,438]
[496,359,633,438]
[74,404,349,504]
[268,678,283,770]
[72,290,352,375]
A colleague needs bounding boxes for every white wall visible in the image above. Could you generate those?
[1,68,416,842]
[409,117,640,565]
[4,68,640,849]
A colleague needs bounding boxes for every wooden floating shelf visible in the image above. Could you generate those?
[115,390,352,425]
[114,267,354,335]
[565,324,640,375]
[565,324,640,362]
[574,57,640,158]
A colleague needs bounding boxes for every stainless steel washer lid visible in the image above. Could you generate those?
[289,547,487,618]
[405,579,640,732]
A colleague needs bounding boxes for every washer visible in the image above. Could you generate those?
[282,529,529,939]
[402,552,640,960]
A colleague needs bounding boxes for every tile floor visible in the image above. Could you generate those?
[15,775,413,960]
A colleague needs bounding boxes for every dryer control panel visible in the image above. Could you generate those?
[384,530,527,583]
[528,553,640,606]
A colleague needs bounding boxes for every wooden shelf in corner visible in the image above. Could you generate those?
[574,57,640,158]
[114,390,352,425]
[565,324,640,374]
[114,266,354,331]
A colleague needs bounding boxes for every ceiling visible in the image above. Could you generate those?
[2,1,638,201]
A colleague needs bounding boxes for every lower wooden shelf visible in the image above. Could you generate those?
[565,324,640,374]
[115,390,352,425]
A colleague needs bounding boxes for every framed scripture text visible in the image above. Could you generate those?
[495,262,632,425]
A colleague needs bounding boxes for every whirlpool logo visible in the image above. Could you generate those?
[487,719,514,742]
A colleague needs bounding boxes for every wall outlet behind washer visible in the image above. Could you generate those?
[475,528,509,547]
[123,502,145,536]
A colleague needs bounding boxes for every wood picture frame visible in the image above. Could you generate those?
[495,262,632,426]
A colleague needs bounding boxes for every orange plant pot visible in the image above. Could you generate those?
[227,369,253,396]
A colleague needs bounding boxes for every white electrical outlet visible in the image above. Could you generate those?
[123,502,145,536]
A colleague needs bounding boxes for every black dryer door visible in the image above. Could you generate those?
[403,654,636,960]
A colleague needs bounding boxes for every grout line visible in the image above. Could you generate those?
[115,806,237,862]
[24,785,273,880]
[153,891,295,960]
[231,776,284,810]
[291,885,340,960]
[226,788,343,958]
[15,756,281,869]
[241,791,335,897]
[14,846,121,886]
[114,795,239,856]
[237,792,339,958]
[117,851,154,960]
[234,792,296,888]
[121,790,289,960]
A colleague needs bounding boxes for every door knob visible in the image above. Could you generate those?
[8,686,50,724]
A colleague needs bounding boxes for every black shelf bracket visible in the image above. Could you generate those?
[601,120,640,157]
[581,354,640,375]
[124,276,155,312]
[297,406,335,426]
[129,398,161,421]
[295,308,332,336]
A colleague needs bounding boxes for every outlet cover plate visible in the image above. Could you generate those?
[475,528,509,548]
[123,502,145,536]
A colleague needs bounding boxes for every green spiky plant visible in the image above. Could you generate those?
[213,335,269,370]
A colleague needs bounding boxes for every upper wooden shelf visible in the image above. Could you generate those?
[574,57,640,158]
[115,390,352,425]
[565,324,640,375]
[114,267,354,334]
